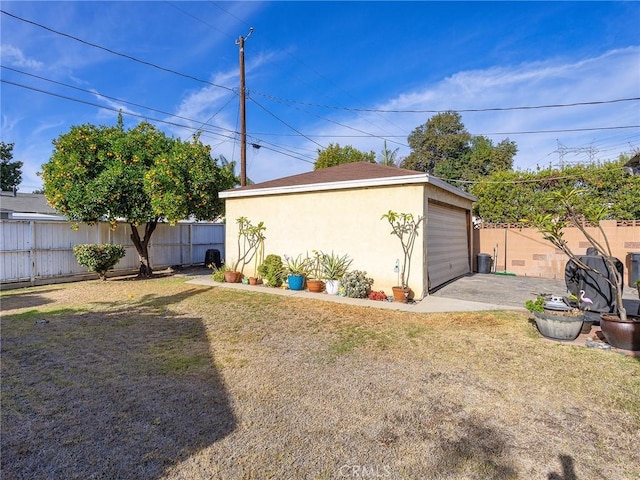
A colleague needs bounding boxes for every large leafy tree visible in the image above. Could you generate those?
[42,117,236,276]
[1,141,23,191]
[401,111,471,173]
[314,143,376,170]
[472,157,640,223]
[401,112,516,189]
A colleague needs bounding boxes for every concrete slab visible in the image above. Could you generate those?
[185,274,520,313]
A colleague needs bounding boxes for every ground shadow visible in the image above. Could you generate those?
[1,287,236,479]
[548,454,578,480]
[430,418,518,478]
[0,287,59,310]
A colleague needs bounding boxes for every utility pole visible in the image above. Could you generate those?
[236,27,253,187]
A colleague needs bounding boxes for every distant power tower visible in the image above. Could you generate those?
[554,140,598,169]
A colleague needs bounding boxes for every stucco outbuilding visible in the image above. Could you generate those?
[219,162,477,298]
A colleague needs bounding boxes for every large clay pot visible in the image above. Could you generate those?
[307,279,325,293]
[533,311,584,341]
[392,286,410,303]
[224,271,242,283]
[600,313,640,351]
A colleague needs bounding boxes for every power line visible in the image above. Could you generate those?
[1,65,237,136]
[1,78,318,166]
[0,9,234,93]
[1,78,237,140]
[252,92,640,114]
[248,96,326,149]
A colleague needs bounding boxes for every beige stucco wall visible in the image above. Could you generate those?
[474,220,640,284]
[224,184,430,297]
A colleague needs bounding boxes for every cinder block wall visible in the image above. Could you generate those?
[474,220,640,285]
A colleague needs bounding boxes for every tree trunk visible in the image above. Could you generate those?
[130,220,158,278]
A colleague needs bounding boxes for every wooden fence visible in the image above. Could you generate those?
[473,220,640,285]
[0,220,225,287]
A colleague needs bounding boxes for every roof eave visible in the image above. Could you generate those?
[220,174,477,202]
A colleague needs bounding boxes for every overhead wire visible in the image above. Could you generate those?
[0,9,235,92]
[2,65,237,137]
[250,92,640,114]
[3,7,637,172]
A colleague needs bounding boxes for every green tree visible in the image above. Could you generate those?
[314,143,375,170]
[1,141,23,191]
[401,112,516,190]
[472,158,640,223]
[401,111,471,174]
[377,140,399,167]
[42,118,236,277]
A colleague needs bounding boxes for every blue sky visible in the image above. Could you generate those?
[1,1,639,192]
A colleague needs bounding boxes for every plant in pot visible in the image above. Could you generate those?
[257,254,284,288]
[341,270,374,299]
[283,254,310,291]
[321,251,353,295]
[530,188,639,350]
[211,263,232,283]
[228,217,266,283]
[381,210,423,303]
[525,295,585,341]
[305,250,325,293]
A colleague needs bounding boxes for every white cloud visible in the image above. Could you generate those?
[1,44,44,69]
[303,47,640,175]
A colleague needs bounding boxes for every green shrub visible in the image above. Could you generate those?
[341,270,374,299]
[211,264,231,282]
[73,244,126,281]
[257,254,284,287]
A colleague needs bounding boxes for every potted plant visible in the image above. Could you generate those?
[525,295,585,341]
[636,279,640,299]
[321,251,353,295]
[381,210,423,303]
[283,254,310,291]
[257,254,284,287]
[305,250,325,293]
[341,270,374,299]
[228,217,266,283]
[530,188,639,350]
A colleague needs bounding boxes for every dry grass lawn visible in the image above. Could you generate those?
[1,276,639,479]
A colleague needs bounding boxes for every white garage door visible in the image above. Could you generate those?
[427,202,470,290]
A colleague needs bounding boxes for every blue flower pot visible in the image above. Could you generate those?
[288,274,305,291]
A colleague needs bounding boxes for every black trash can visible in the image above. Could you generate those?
[630,252,640,287]
[477,253,492,274]
[204,249,221,269]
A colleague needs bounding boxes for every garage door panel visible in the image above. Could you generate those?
[427,203,470,290]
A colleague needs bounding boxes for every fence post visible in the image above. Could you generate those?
[29,220,36,286]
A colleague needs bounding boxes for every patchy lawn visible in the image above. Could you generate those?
[1,277,639,479]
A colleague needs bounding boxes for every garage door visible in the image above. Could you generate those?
[427,202,470,290]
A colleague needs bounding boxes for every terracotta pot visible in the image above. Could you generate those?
[600,313,640,351]
[392,286,410,303]
[224,271,242,283]
[533,311,584,341]
[307,279,325,293]
[249,277,258,285]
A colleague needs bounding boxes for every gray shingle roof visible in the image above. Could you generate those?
[0,191,58,215]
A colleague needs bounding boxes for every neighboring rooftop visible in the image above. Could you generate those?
[0,191,62,219]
